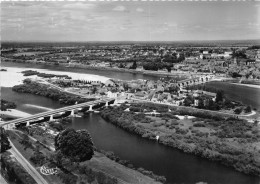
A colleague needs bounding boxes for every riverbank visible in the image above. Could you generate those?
[100,104,260,177]
[8,122,164,184]
[231,83,260,89]
[3,60,191,79]
[0,109,31,118]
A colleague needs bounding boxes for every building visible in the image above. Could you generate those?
[105,79,116,87]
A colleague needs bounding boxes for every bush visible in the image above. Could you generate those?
[193,122,205,127]
[234,107,243,114]
[1,152,37,184]
[58,172,77,184]
[12,81,95,105]
[244,106,252,113]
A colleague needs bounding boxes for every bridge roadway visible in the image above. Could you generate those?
[0,97,115,127]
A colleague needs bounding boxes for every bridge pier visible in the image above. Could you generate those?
[114,99,118,105]
[70,110,75,116]
[1,98,116,128]
[88,105,93,112]
[49,115,54,121]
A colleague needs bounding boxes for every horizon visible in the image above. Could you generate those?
[1,1,260,42]
[2,39,260,43]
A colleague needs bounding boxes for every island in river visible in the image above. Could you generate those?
[100,103,260,177]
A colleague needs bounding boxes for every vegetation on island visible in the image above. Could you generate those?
[1,99,17,111]
[100,103,260,176]
[12,79,95,105]
[143,62,173,72]
[22,70,72,79]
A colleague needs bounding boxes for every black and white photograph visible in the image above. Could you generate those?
[1,1,260,184]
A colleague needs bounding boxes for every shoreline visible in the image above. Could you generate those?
[23,104,54,111]
[100,106,260,177]
[230,82,260,89]
[3,60,202,79]
[0,109,31,118]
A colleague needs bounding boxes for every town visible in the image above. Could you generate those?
[2,43,260,82]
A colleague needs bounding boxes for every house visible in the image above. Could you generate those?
[245,59,256,66]
[107,91,118,98]
[202,91,216,98]
[135,91,147,99]
[105,79,116,87]
[194,99,199,106]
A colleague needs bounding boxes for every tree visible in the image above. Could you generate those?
[130,60,137,69]
[216,90,224,103]
[54,128,94,162]
[20,134,33,151]
[244,105,252,113]
[30,144,46,166]
[119,63,125,68]
[0,127,11,153]
[91,87,97,94]
[197,99,204,109]
[183,96,193,106]
[231,72,242,78]
[234,107,243,114]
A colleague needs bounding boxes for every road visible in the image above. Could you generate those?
[0,174,8,184]
[8,140,49,184]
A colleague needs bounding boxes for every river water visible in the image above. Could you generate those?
[1,62,260,184]
[1,62,166,81]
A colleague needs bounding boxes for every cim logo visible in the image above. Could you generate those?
[40,165,59,175]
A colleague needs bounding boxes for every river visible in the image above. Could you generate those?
[1,61,175,81]
[2,61,260,111]
[1,62,260,184]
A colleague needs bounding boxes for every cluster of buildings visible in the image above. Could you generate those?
[48,74,216,108]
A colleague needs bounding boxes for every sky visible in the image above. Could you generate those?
[1,1,260,42]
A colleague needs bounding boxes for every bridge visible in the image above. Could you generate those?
[177,75,214,88]
[1,97,115,129]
